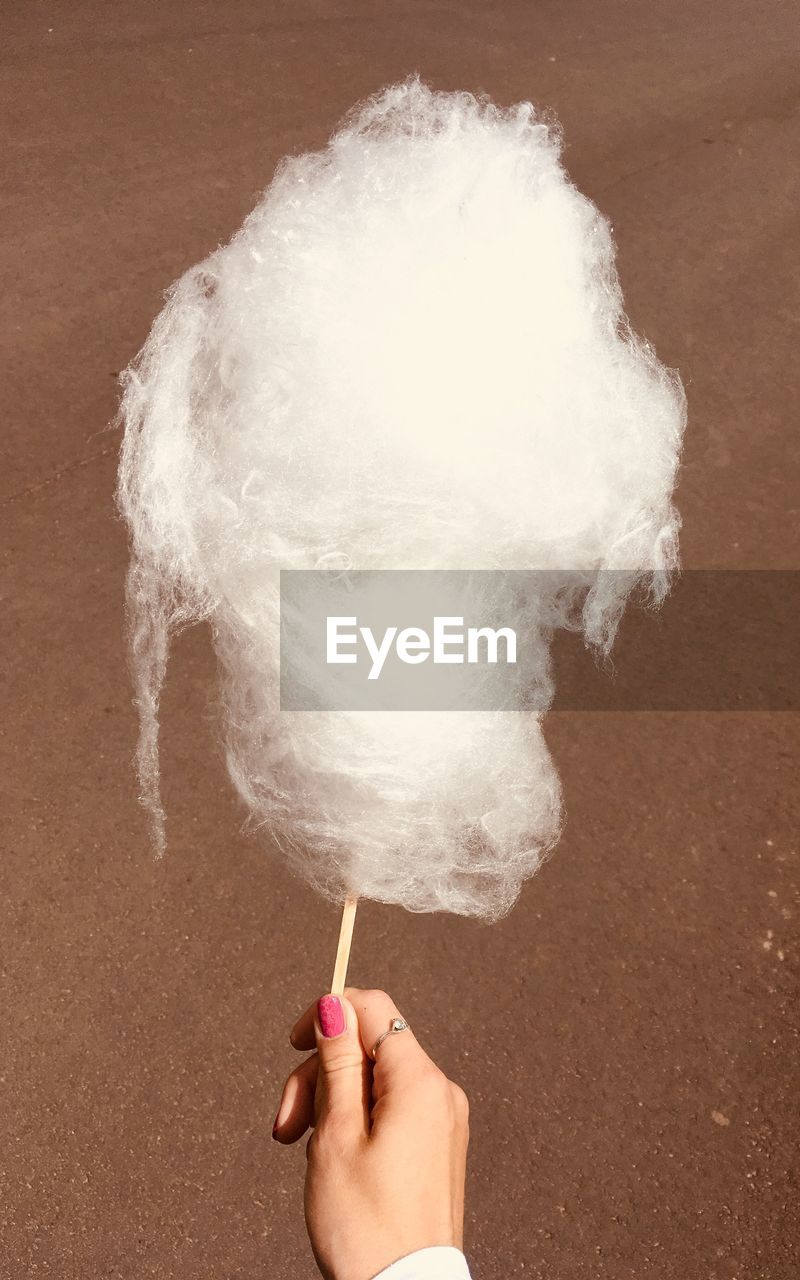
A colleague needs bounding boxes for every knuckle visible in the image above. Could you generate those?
[321,1049,362,1078]
[449,1082,470,1120]
[416,1062,450,1096]
[286,1059,307,1086]
[362,988,392,1006]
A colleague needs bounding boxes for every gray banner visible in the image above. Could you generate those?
[279,570,799,712]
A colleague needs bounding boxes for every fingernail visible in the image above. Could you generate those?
[272,1099,287,1139]
[318,994,346,1038]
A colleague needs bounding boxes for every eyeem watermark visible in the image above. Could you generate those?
[281,570,533,710]
[326,615,517,680]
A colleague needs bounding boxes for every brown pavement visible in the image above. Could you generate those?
[2,3,798,1277]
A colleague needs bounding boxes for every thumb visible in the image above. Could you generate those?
[314,994,369,1140]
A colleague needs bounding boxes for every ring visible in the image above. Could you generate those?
[371,1017,409,1059]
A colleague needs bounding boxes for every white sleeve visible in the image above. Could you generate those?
[372,1245,472,1280]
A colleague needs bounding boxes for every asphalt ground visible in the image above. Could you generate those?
[2,3,798,1276]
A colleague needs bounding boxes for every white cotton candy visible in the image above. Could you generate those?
[116,77,685,920]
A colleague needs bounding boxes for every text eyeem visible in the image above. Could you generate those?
[326,616,517,681]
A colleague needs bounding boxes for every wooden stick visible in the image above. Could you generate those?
[330,897,359,996]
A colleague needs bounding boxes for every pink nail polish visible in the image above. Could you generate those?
[318,994,346,1038]
[272,1115,279,1140]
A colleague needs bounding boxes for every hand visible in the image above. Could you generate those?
[273,987,469,1280]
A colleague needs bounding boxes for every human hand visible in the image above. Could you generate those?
[273,987,469,1280]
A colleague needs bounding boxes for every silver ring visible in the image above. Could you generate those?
[371,1017,409,1059]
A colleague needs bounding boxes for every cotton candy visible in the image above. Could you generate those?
[116,77,685,920]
